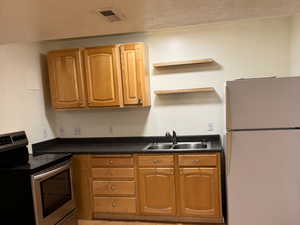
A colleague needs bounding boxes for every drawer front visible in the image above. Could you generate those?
[94,197,136,214]
[91,157,134,167]
[93,181,136,195]
[138,155,174,167]
[178,154,218,167]
[92,168,134,179]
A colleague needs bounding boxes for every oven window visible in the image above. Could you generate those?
[40,169,72,217]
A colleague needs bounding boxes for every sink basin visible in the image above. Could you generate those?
[172,143,207,149]
[146,143,173,150]
[145,142,208,150]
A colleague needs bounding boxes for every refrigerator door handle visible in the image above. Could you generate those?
[226,132,232,176]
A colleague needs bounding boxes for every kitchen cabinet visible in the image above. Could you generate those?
[138,168,176,215]
[90,155,137,216]
[179,167,221,217]
[47,49,86,109]
[83,45,123,107]
[72,155,92,219]
[74,153,223,223]
[47,43,150,109]
[120,43,150,107]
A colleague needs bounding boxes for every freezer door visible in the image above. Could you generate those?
[227,130,300,225]
[227,77,300,130]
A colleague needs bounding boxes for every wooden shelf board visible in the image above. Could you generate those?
[154,87,215,95]
[153,59,214,68]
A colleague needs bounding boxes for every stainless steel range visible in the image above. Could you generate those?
[0,131,77,225]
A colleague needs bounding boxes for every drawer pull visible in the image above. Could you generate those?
[153,159,160,164]
[109,160,113,164]
[112,200,117,208]
[110,184,117,191]
[193,159,200,163]
[106,170,113,176]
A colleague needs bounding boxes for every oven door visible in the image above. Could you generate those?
[31,160,76,225]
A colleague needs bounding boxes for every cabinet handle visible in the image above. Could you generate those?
[109,160,113,164]
[106,170,113,176]
[192,159,200,164]
[112,200,117,208]
[110,184,117,191]
[153,159,160,164]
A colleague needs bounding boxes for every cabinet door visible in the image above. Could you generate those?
[47,49,86,109]
[179,168,221,218]
[72,155,92,219]
[138,168,176,215]
[120,43,150,106]
[83,45,123,107]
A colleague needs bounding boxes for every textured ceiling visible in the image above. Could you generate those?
[1,0,300,44]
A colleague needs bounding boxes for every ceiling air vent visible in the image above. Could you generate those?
[96,8,124,22]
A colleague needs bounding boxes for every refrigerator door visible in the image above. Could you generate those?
[227,130,300,225]
[227,77,300,130]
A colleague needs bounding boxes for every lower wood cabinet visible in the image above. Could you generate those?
[73,153,223,223]
[138,168,176,216]
[179,167,221,217]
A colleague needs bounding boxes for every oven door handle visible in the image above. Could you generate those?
[32,160,72,182]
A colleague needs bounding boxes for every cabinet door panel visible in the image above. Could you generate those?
[120,43,150,106]
[84,45,123,107]
[179,168,221,217]
[138,168,176,215]
[48,49,86,109]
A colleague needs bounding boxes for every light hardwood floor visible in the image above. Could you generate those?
[78,220,226,225]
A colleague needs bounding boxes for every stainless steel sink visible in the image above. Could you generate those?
[172,143,207,149]
[146,143,173,150]
[145,142,208,151]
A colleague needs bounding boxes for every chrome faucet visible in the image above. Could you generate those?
[172,130,177,144]
[165,130,177,144]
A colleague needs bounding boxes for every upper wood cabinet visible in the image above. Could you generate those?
[138,168,176,216]
[83,45,123,107]
[47,43,150,109]
[120,43,150,107]
[179,167,221,218]
[47,49,86,109]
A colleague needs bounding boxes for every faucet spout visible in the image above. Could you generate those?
[172,130,177,145]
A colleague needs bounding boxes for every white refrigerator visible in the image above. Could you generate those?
[226,77,300,225]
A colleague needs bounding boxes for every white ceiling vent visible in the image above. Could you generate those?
[96,8,124,22]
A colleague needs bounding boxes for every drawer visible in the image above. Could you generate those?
[91,157,133,167]
[93,181,136,195]
[178,154,218,167]
[94,197,136,214]
[138,155,174,167]
[92,168,134,179]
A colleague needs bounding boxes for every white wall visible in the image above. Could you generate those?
[0,43,56,149]
[42,16,291,138]
[290,15,300,75]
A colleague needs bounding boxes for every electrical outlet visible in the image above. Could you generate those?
[59,128,64,136]
[109,126,113,135]
[208,122,214,131]
[74,127,81,136]
[43,129,48,139]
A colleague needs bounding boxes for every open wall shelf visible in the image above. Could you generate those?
[153,58,214,68]
[154,87,215,95]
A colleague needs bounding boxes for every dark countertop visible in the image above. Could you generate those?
[32,135,223,155]
[0,153,72,173]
